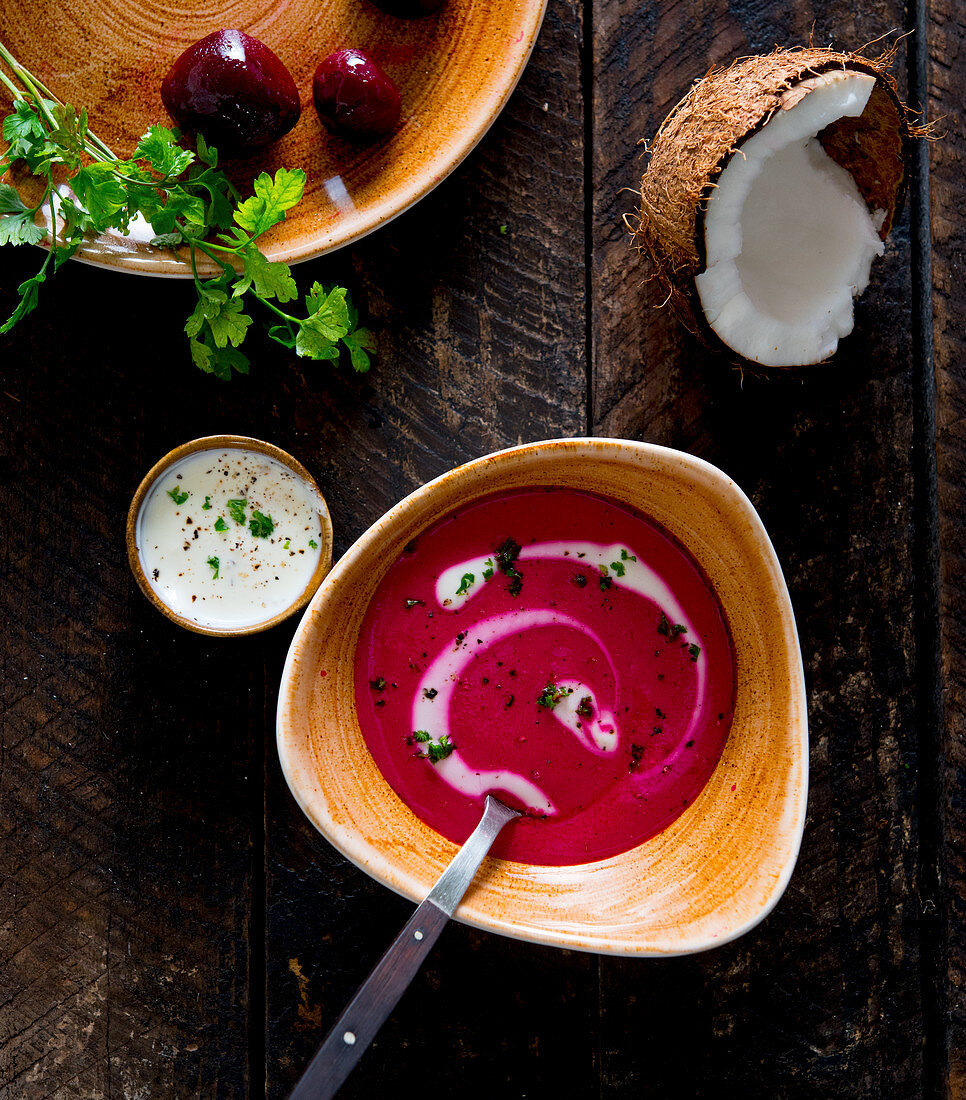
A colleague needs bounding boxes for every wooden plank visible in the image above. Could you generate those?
[0,254,256,1096]
[262,1,594,1095]
[929,0,966,1089]
[590,5,928,1096]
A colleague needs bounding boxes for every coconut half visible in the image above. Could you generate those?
[637,48,911,368]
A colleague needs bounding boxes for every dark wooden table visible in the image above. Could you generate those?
[2,0,964,1094]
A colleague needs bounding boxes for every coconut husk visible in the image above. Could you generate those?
[636,45,914,347]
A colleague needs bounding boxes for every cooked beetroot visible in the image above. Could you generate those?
[312,49,401,140]
[161,29,300,154]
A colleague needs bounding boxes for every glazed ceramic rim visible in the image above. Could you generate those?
[126,434,334,636]
[61,0,549,277]
[277,437,808,954]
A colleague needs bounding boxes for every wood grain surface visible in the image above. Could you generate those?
[930,0,966,1091]
[0,0,962,1094]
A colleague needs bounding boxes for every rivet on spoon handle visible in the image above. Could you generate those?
[288,795,520,1099]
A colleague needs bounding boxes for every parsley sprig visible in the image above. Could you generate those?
[0,42,376,379]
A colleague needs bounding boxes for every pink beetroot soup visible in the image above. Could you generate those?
[354,488,735,865]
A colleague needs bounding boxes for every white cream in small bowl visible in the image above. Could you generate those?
[127,436,333,636]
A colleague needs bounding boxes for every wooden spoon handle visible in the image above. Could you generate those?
[288,796,519,1099]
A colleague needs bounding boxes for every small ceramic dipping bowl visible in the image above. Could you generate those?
[277,438,807,955]
[127,435,333,637]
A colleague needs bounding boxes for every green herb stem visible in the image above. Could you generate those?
[0,43,375,378]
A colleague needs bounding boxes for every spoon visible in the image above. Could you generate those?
[288,795,521,1099]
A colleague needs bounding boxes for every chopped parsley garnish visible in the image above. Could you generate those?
[227,498,247,525]
[620,548,636,561]
[411,730,455,763]
[599,575,612,591]
[576,696,594,718]
[573,574,588,588]
[482,558,494,581]
[610,560,626,577]
[422,687,438,700]
[495,537,523,595]
[537,682,573,709]
[426,736,455,764]
[657,612,687,638]
[309,539,318,549]
[167,486,189,505]
[249,510,274,537]
[370,676,386,692]
[206,555,220,579]
[202,496,212,510]
[496,537,522,573]
[404,598,425,609]
[283,539,291,549]
[214,516,229,532]
[688,643,701,662]
[456,572,475,596]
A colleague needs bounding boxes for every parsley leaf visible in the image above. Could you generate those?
[248,510,274,537]
[537,682,572,709]
[227,498,247,525]
[189,333,250,380]
[308,539,318,550]
[426,736,455,763]
[167,486,189,505]
[133,125,194,178]
[235,248,297,303]
[456,572,474,596]
[214,516,229,532]
[412,729,431,742]
[1,268,47,334]
[2,100,45,160]
[342,326,377,373]
[232,168,306,236]
[207,555,220,579]
[202,496,212,510]
[293,284,351,360]
[0,184,44,246]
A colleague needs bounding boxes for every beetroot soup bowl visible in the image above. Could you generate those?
[276,438,808,955]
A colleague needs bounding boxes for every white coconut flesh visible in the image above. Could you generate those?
[695,71,887,367]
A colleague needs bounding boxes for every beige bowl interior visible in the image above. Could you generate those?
[277,438,807,955]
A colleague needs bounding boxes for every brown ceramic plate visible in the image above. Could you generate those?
[0,0,547,274]
[277,438,809,955]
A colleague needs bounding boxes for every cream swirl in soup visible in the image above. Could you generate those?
[354,488,735,865]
